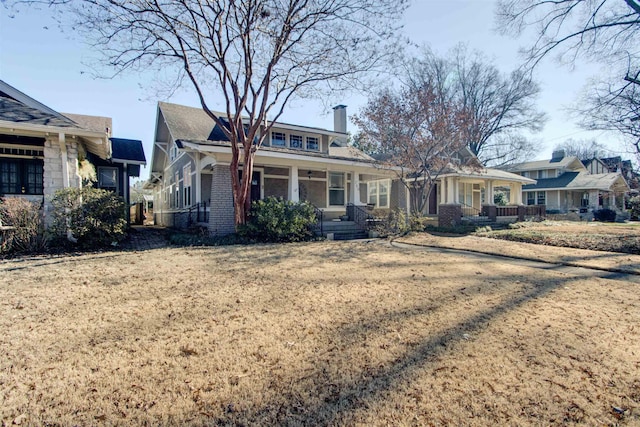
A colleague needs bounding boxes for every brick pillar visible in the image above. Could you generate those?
[208,165,236,236]
[482,204,497,221]
[438,204,462,227]
[517,205,525,221]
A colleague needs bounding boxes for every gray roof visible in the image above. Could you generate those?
[64,113,112,135]
[158,101,346,142]
[0,94,77,128]
[523,172,628,191]
[507,156,583,172]
[179,139,377,163]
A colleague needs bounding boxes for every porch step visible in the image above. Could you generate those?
[316,220,370,240]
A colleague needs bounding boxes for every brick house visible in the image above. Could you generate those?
[0,80,145,224]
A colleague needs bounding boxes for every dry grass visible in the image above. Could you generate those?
[478,221,640,255]
[1,240,639,426]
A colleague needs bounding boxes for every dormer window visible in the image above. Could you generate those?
[271,132,286,147]
[306,136,319,151]
[290,134,303,149]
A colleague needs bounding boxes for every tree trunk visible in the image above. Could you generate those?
[230,149,256,228]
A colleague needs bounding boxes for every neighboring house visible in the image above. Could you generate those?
[506,150,629,214]
[584,156,639,190]
[146,102,536,233]
[0,80,145,224]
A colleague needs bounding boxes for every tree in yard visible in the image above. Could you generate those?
[10,0,408,227]
[353,83,471,216]
[496,0,640,157]
[403,45,546,166]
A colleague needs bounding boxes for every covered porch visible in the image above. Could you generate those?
[433,169,538,227]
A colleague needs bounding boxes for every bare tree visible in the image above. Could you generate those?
[496,0,640,156]
[554,138,613,160]
[404,46,545,166]
[10,0,408,226]
[578,78,640,156]
[353,84,471,215]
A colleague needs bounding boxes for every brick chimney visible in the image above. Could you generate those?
[333,105,347,133]
[551,149,565,161]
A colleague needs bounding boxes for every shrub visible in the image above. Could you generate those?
[0,197,47,255]
[494,191,508,206]
[628,195,640,220]
[50,187,127,249]
[239,197,317,242]
[593,208,617,222]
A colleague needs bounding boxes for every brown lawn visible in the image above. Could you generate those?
[1,239,639,426]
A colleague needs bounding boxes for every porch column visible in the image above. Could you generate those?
[288,165,299,202]
[453,178,460,204]
[440,179,446,205]
[350,171,361,204]
[447,177,455,203]
[58,133,70,188]
[515,183,523,204]
[195,155,201,203]
[486,180,494,205]
[611,192,616,209]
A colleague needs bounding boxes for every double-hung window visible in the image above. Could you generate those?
[328,172,345,206]
[527,192,535,205]
[537,191,546,205]
[183,164,192,207]
[368,180,390,208]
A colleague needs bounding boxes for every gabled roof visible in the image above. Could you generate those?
[64,113,112,136]
[110,138,146,164]
[0,93,78,128]
[523,172,628,192]
[158,101,347,143]
[441,167,536,184]
[506,156,585,172]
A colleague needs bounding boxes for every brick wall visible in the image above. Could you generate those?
[438,204,462,227]
[209,165,236,236]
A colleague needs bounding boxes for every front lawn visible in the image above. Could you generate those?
[1,241,639,425]
[478,221,640,254]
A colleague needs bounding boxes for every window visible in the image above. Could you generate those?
[537,191,546,205]
[271,132,286,147]
[306,136,319,151]
[581,192,589,207]
[368,180,390,208]
[328,172,345,206]
[527,192,535,205]
[169,143,179,162]
[98,167,118,191]
[183,164,192,207]
[0,158,44,195]
[290,134,303,149]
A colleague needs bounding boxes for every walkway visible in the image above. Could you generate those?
[120,225,169,251]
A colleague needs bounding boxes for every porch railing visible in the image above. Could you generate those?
[188,200,210,225]
[460,202,482,218]
[312,204,324,235]
[496,206,518,217]
[346,203,372,230]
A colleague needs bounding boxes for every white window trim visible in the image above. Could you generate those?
[367,179,390,208]
[328,171,346,207]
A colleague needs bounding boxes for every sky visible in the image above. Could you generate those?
[0,0,631,180]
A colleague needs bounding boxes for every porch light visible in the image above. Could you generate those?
[307,170,312,180]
